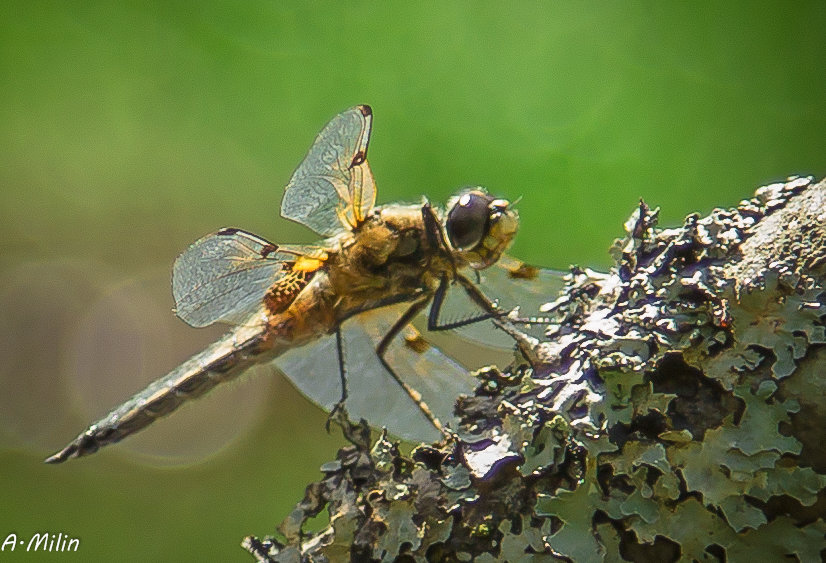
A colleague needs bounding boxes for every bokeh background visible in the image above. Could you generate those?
[2,2,825,560]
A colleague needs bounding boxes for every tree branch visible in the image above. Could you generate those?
[243,176,826,562]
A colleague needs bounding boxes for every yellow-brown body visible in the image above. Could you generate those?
[45,104,520,463]
[265,204,455,350]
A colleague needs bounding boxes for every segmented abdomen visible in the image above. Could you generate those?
[45,322,273,463]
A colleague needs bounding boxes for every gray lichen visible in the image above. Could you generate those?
[243,176,826,562]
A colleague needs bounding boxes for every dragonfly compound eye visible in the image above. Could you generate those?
[446,190,494,251]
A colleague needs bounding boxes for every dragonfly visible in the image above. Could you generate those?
[46,105,564,463]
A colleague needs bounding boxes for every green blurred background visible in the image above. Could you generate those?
[1,2,824,560]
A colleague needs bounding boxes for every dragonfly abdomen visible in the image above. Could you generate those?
[45,322,272,463]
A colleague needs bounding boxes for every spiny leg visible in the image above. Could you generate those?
[427,273,504,331]
[454,272,554,330]
[455,272,503,316]
[375,296,449,438]
[432,273,538,366]
[455,273,539,365]
[325,326,348,432]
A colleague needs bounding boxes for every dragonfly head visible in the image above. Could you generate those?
[445,187,519,269]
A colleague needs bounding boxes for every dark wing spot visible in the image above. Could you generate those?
[358,105,372,117]
[217,227,240,236]
[260,244,278,258]
[351,150,366,167]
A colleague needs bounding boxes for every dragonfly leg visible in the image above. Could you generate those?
[375,296,450,439]
[427,273,506,331]
[454,273,539,365]
[429,273,539,366]
[325,327,348,433]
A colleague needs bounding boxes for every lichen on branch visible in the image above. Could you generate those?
[244,176,826,562]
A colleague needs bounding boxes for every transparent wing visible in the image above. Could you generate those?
[272,303,477,443]
[281,105,377,236]
[441,256,568,349]
[172,228,316,328]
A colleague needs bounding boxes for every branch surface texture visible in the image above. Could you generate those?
[243,176,826,562]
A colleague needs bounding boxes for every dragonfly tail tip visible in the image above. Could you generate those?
[43,443,80,464]
[43,450,69,464]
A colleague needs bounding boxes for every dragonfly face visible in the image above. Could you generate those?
[46,105,561,463]
[446,190,519,270]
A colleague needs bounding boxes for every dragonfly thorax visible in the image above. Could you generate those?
[327,204,447,299]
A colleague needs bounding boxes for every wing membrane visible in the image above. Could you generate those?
[172,228,315,328]
[273,303,477,443]
[281,105,376,236]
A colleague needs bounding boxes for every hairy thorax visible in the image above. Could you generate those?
[330,205,452,315]
[265,204,458,347]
